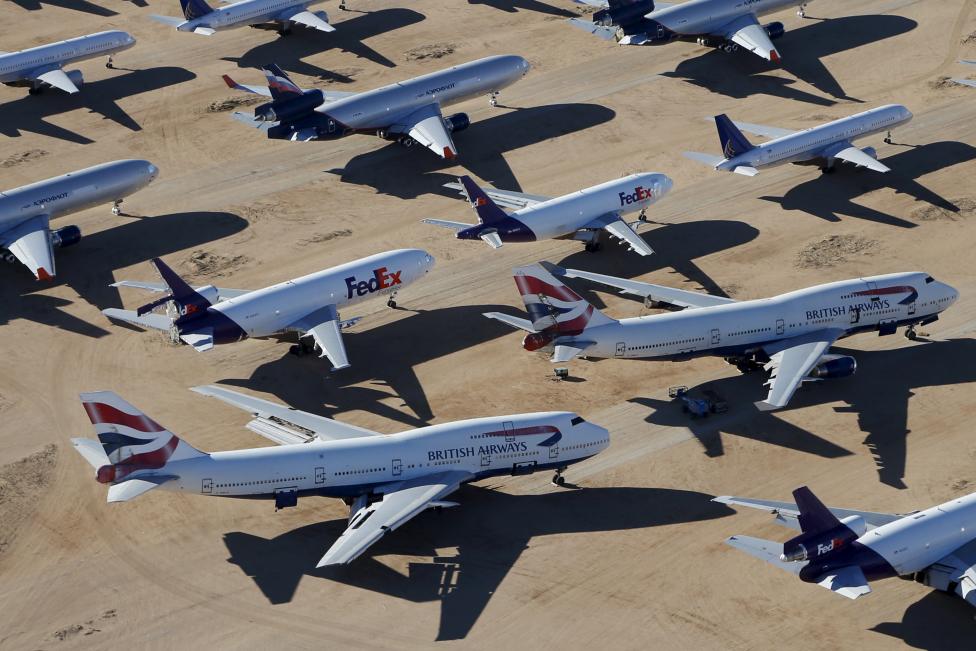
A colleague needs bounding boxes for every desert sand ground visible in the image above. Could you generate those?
[2,0,976,647]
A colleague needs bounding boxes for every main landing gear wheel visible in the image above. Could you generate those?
[584,241,601,253]
[552,470,566,486]
[28,86,41,95]
[906,326,918,340]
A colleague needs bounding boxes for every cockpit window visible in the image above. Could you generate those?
[571,416,585,426]
[925,276,934,284]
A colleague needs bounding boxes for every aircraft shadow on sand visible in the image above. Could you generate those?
[7,0,116,15]
[555,219,760,304]
[223,485,734,640]
[662,15,917,106]
[216,304,520,428]
[0,211,248,336]
[628,338,976,490]
[329,103,616,199]
[871,590,975,650]
[467,0,575,17]
[223,8,427,75]
[760,141,976,228]
[0,67,197,144]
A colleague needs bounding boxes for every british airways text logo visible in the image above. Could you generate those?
[344,267,402,299]
[618,186,654,206]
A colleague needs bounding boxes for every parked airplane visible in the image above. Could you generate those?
[150,0,334,36]
[1,160,158,281]
[0,31,136,95]
[952,60,976,88]
[71,385,610,566]
[223,55,530,157]
[485,262,958,410]
[102,249,434,370]
[571,0,812,62]
[715,487,976,606]
[685,104,913,176]
[423,173,672,254]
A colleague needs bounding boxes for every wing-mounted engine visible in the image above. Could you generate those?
[763,22,785,40]
[861,146,878,160]
[807,354,857,380]
[444,112,470,133]
[51,225,81,248]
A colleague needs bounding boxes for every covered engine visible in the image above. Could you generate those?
[254,89,323,123]
[51,225,81,248]
[444,112,470,133]
[763,21,786,40]
[522,331,555,352]
[594,0,653,27]
[808,354,857,379]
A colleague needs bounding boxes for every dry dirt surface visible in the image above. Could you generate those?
[2,0,976,649]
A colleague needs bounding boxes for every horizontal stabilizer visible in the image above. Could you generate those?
[713,495,901,531]
[180,330,214,352]
[551,342,593,363]
[231,111,273,130]
[733,166,759,176]
[683,151,726,167]
[421,218,471,231]
[568,17,618,41]
[148,14,184,26]
[71,437,110,469]
[193,26,216,35]
[107,476,176,503]
[557,266,736,309]
[724,535,804,575]
[951,78,976,88]
[483,311,535,333]
[481,231,503,249]
[443,181,549,210]
[102,308,173,332]
[730,120,796,139]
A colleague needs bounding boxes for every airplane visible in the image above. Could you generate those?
[952,60,976,88]
[684,104,913,176]
[102,249,434,370]
[0,31,136,95]
[485,262,958,411]
[223,55,531,157]
[1,160,158,281]
[71,385,610,566]
[422,173,672,254]
[150,0,334,36]
[570,0,812,62]
[714,486,976,606]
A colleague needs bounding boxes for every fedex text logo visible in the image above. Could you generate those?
[816,538,844,556]
[618,186,654,206]
[345,267,402,299]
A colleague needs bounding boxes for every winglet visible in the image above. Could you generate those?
[36,267,54,281]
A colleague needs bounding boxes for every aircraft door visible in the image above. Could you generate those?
[503,421,515,442]
[776,319,785,335]
[392,459,402,477]
[549,443,559,460]
[710,328,720,345]
[615,342,626,357]
[908,300,916,316]
[850,307,861,324]
[202,478,213,494]
[315,466,325,484]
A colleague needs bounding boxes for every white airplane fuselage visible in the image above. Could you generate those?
[126,412,609,499]
[177,0,317,32]
[0,31,136,88]
[568,272,957,361]
[650,0,805,35]
[721,104,913,171]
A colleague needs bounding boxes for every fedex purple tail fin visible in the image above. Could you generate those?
[714,114,754,159]
[793,486,841,534]
[179,0,213,20]
[135,258,213,323]
[261,64,303,101]
[458,176,508,225]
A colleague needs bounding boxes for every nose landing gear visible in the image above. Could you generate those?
[489,91,498,107]
[111,199,123,216]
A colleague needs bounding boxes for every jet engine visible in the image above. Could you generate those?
[444,112,470,133]
[862,146,878,160]
[808,354,857,379]
[782,516,863,564]
[254,89,324,123]
[763,22,786,40]
[594,0,653,28]
[51,225,81,248]
[66,69,84,88]
[193,284,220,304]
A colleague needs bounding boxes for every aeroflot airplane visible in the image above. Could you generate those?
[486,263,958,410]
[716,487,976,607]
[151,0,334,36]
[72,386,610,566]
[424,173,672,255]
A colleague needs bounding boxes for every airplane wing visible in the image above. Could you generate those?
[1,215,55,280]
[758,328,845,411]
[289,304,351,371]
[222,74,272,97]
[572,0,674,7]
[729,120,796,139]
[724,535,804,575]
[822,142,891,173]
[712,495,902,531]
[554,265,736,309]
[719,14,780,63]
[318,470,472,566]
[443,181,550,210]
[483,311,535,332]
[31,67,80,94]
[191,384,380,443]
[926,539,976,607]
[589,213,654,256]
[110,280,250,301]
[552,342,594,363]
[952,78,976,88]
[278,8,336,32]
[390,103,458,159]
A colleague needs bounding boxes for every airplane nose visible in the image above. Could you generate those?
[424,253,435,270]
[147,163,158,180]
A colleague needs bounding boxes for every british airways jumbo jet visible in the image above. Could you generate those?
[486,262,958,410]
[71,386,610,566]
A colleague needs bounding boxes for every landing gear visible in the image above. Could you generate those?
[552,468,567,486]
[106,56,114,69]
[28,86,42,95]
[290,336,316,356]
[584,241,601,253]
[819,164,836,175]
[797,2,807,17]
[637,208,648,223]
[278,21,293,36]
[111,200,123,216]
[884,130,892,144]
[339,0,347,9]
[905,325,925,340]
[398,136,415,148]
[489,91,498,107]
[387,291,398,309]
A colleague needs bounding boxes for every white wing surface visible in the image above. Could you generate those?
[279,9,336,32]
[593,214,654,256]
[729,120,797,139]
[33,67,80,94]
[827,144,891,173]
[817,565,872,599]
[110,280,250,300]
[721,14,780,62]
[443,181,551,210]
[557,266,737,309]
[289,304,350,370]
[191,385,380,442]
[1,215,55,280]
[318,470,472,566]
[758,329,844,411]
[391,103,457,159]
[101,308,174,331]
[724,535,804,575]
[713,496,902,531]
[483,312,535,332]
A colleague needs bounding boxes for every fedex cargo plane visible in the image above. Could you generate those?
[103,249,434,370]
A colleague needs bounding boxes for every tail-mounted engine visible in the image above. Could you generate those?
[783,515,864,563]
[594,0,654,28]
[255,89,324,123]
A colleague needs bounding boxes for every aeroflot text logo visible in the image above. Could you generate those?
[618,186,653,206]
[32,192,69,206]
[345,267,402,299]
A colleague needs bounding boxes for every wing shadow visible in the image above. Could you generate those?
[871,590,975,650]
[466,0,575,17]
[6,0,117,15]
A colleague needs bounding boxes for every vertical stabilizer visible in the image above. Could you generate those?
[458,176,509,225]
[715,114,754,159]
[179,0,214,20]
[793,486,842,534]
[261,64,304,101]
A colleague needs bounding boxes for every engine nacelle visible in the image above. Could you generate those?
[763,21,786,40]
[254,89,323,123]
[809,354,857,379]
[862,146,878,160]
[444,112,470,133]
[65,69,84,89]
[594,0,653,27]
[51,225,81,248]
[194,284,220,304]
[839,514,866,537]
